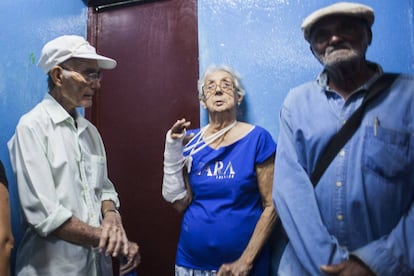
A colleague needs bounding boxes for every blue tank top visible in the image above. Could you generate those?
[176,126,276,275]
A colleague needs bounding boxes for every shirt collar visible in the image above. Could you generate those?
[316,61,384,94]
[42,93,82,128]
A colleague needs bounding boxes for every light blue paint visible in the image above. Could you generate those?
[0,1,87,274]
[198,0,414,140]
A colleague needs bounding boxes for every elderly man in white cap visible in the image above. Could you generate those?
[8,35,140,276]
[273,2,414,276]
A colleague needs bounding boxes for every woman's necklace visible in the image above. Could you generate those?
[183,120,237,172]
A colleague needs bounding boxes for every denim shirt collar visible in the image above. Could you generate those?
[316,61,384,95]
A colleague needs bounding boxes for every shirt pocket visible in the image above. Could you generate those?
[83,154,106,190]
[363,126,410,183]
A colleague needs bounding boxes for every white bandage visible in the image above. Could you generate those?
[162,129,188,203]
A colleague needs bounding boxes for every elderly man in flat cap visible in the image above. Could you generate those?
[273,2,414,275]
[8,35,140,276]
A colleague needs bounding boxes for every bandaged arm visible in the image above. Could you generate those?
[162,129,187,203]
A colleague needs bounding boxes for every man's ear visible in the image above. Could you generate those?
[366,28,372,45]
[50,66,64,87]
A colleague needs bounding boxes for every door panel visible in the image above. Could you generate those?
[87,1,199,274]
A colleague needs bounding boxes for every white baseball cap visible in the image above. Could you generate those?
[38,35,117,73]
[301,2,374,42]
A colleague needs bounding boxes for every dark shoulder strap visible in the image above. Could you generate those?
[309,73,400,187]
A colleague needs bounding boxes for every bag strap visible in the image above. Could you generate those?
[309,73,400,187]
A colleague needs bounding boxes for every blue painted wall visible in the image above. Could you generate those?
[0,1,87,274]
[198,0,414,138]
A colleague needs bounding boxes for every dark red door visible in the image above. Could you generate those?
[86,1,199,274]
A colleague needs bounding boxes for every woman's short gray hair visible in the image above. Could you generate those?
[197,65,245,100]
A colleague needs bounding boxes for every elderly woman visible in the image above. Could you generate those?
[163,65,277,275]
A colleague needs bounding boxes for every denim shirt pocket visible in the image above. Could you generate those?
[363,126,410,183]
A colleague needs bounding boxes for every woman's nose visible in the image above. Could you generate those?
[214,85,223,94]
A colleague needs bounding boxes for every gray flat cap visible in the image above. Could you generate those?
[301,2,374,42]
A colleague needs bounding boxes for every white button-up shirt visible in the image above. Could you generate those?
[8,93,120,276]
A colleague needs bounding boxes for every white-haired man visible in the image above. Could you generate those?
[8,35,139,276]
[274,2,414,275]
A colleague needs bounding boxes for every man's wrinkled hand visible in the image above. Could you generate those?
[321,258,375,276]
[99,212,128,257]
[120,241,140,276]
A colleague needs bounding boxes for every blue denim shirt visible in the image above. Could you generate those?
[273,64,414,275]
